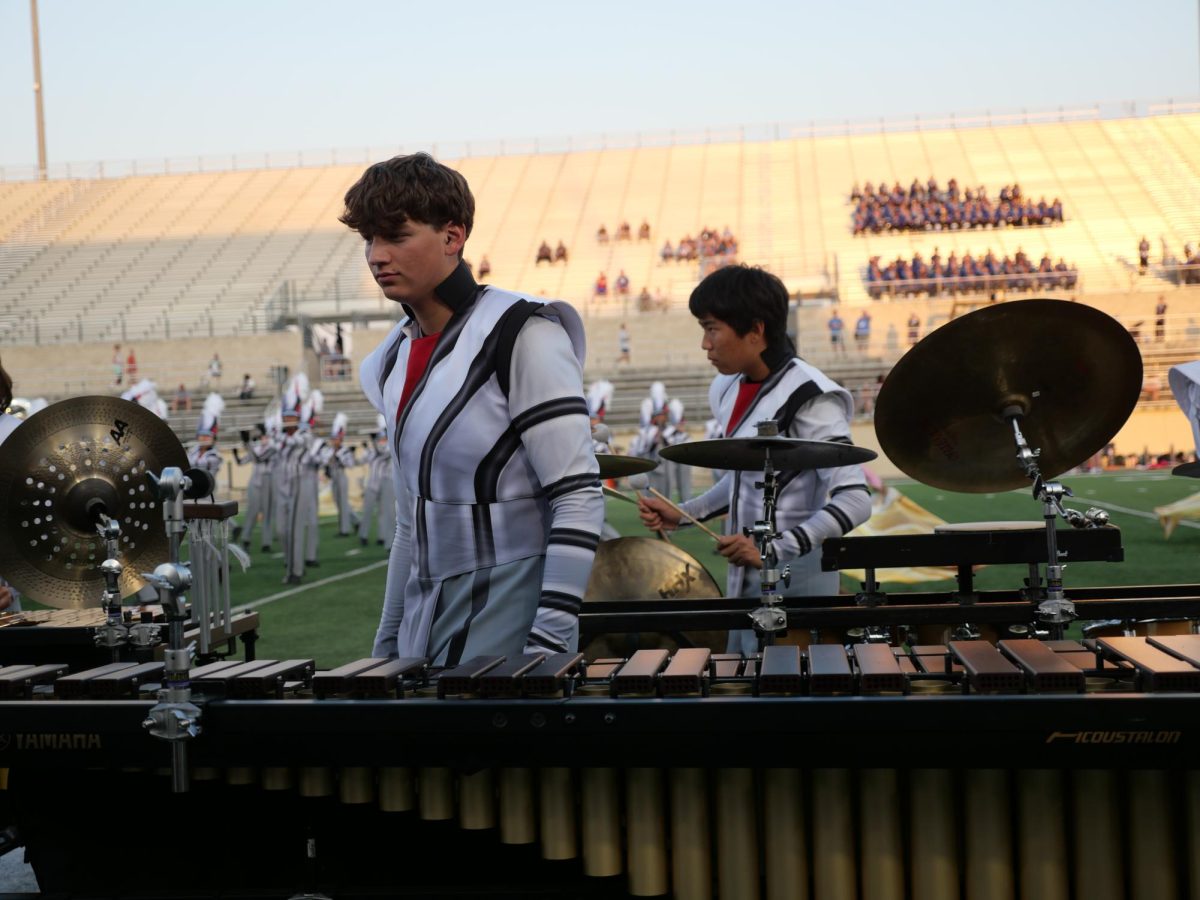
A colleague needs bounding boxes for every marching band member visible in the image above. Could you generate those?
[357,414,395,548]
[0,358,22,612]
[275,376,313,585]
[638,265,872,654]
[294,389,325,571]
[345,152,603,663]
[232,420,276,552]
[632,381,670,495]
[587,379,614,453]
[327,412,359,537]
[187,392,225,489]
[662,396,692,501]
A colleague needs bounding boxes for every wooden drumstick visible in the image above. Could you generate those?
[628,474,722,542]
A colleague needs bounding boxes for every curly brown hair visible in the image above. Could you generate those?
[339,153,474,250]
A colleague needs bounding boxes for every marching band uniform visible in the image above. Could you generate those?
[275,376,313,584]
[358,415,396,548]
[632,381,670,496]
[703,416,724,489]
[327,412,358,537]
[234,423,275,552]
[186,393,224,491]
[293,391,325,570]
[662,397,692,502]
[359,263,603,664]
[587,379,614,454]
[677,356,873,654]
[1169,361,1200,456]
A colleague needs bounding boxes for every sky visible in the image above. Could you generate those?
[1,0,1198,169]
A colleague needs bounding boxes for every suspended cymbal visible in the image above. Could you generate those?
[659,437,876,471]
[1173,462,1200,478]
[0,396,188,609]
[874,300,1141,493]
[595,453,657,478]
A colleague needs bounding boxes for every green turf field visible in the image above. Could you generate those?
[21,471,1200,668]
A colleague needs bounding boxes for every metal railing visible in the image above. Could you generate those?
[2,97,1198,183]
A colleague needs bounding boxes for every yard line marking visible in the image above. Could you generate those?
[235,560,389,613]
[1065,500,1200,530]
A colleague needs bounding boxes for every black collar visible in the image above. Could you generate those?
[434,260,479,312]
[760,340,793,375]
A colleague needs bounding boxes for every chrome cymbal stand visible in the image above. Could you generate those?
[94,516,127,660]
[746,423,790,650]
[141,467,201,794]
[1006,410,1109,640]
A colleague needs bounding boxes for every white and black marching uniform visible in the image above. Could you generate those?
[274,429,311,580]
[295,436,326,567]
[358,440,396,546]
[678,355,873,654]
[360,263,604,665]
[662,398,692,502]
[329,446,358,536]
[0,412,24,612]
[235,438,275,550]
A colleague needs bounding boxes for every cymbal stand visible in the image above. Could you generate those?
[745,435,790,650]
[1006,413,1109,639]
[141,467,201,794]
[94,516,127,660]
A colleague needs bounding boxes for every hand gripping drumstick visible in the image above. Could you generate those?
[628,473,722,542]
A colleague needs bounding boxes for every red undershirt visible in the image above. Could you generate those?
[727,380,763,434]
[396,333,441,422]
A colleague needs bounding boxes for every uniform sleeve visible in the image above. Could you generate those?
[372,461,412,657]
[678,472,733,527]
[509,315,604,654]
[770,393,872,561]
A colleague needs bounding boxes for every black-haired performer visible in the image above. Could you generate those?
[639,265,872,654]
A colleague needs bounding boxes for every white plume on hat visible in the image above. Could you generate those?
[649,381,667,413]
[376,412,387,432]
[587,379,614,419]
[331,412,348,439]
[197,392,225,437]
[667,397,685,426]
[281,374,307,419]
[302,388,324,428]
[1169,361,1200,454]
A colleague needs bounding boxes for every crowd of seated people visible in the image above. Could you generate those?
[866,247,1077,298]
[660,225,739,264]
[850,178,1064,235]
[597,220,652,243]
[535,240,569,265]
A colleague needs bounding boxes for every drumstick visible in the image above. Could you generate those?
[602,484,638,505]
[628,474,722,542]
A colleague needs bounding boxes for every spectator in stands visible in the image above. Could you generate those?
[594,272,608,297]
[617,221,632,241]
[172,383,192,413]
[828,310,846,355]
[596,224,609,243]
[638,220,651,241]
[206,353,223,391]
[660,240,674,263]
[616,270,631,296]
[637,286,653,311]
[478,255,491,279]
[854,311,871,353]
[1155,297,1167,342]
[125,348,138,382]
[112,345,124,387]
[907,313,920,346]
[616,323,631,365]
[1139,237,1151,275]
[554,241,568,263]
[653,287,669,312]
[239,374,256,400]
[536,240,553,265]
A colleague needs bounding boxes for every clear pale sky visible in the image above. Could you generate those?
[1,0,1197,167]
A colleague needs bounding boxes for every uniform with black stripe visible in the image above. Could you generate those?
[677,357,873,654]
[359,263,603,664]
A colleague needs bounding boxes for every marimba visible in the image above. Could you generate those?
[4,639,1199,899]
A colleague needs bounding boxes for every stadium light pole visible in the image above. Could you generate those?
[30,0,48,180]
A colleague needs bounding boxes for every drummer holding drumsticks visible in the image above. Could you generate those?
[638,265,872,653]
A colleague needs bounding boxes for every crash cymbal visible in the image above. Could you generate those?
[0,396,187,608]
[595,453,657,478]
[1173,462,1200,478]
[874,299,1141,493]
[659,437,876,471]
